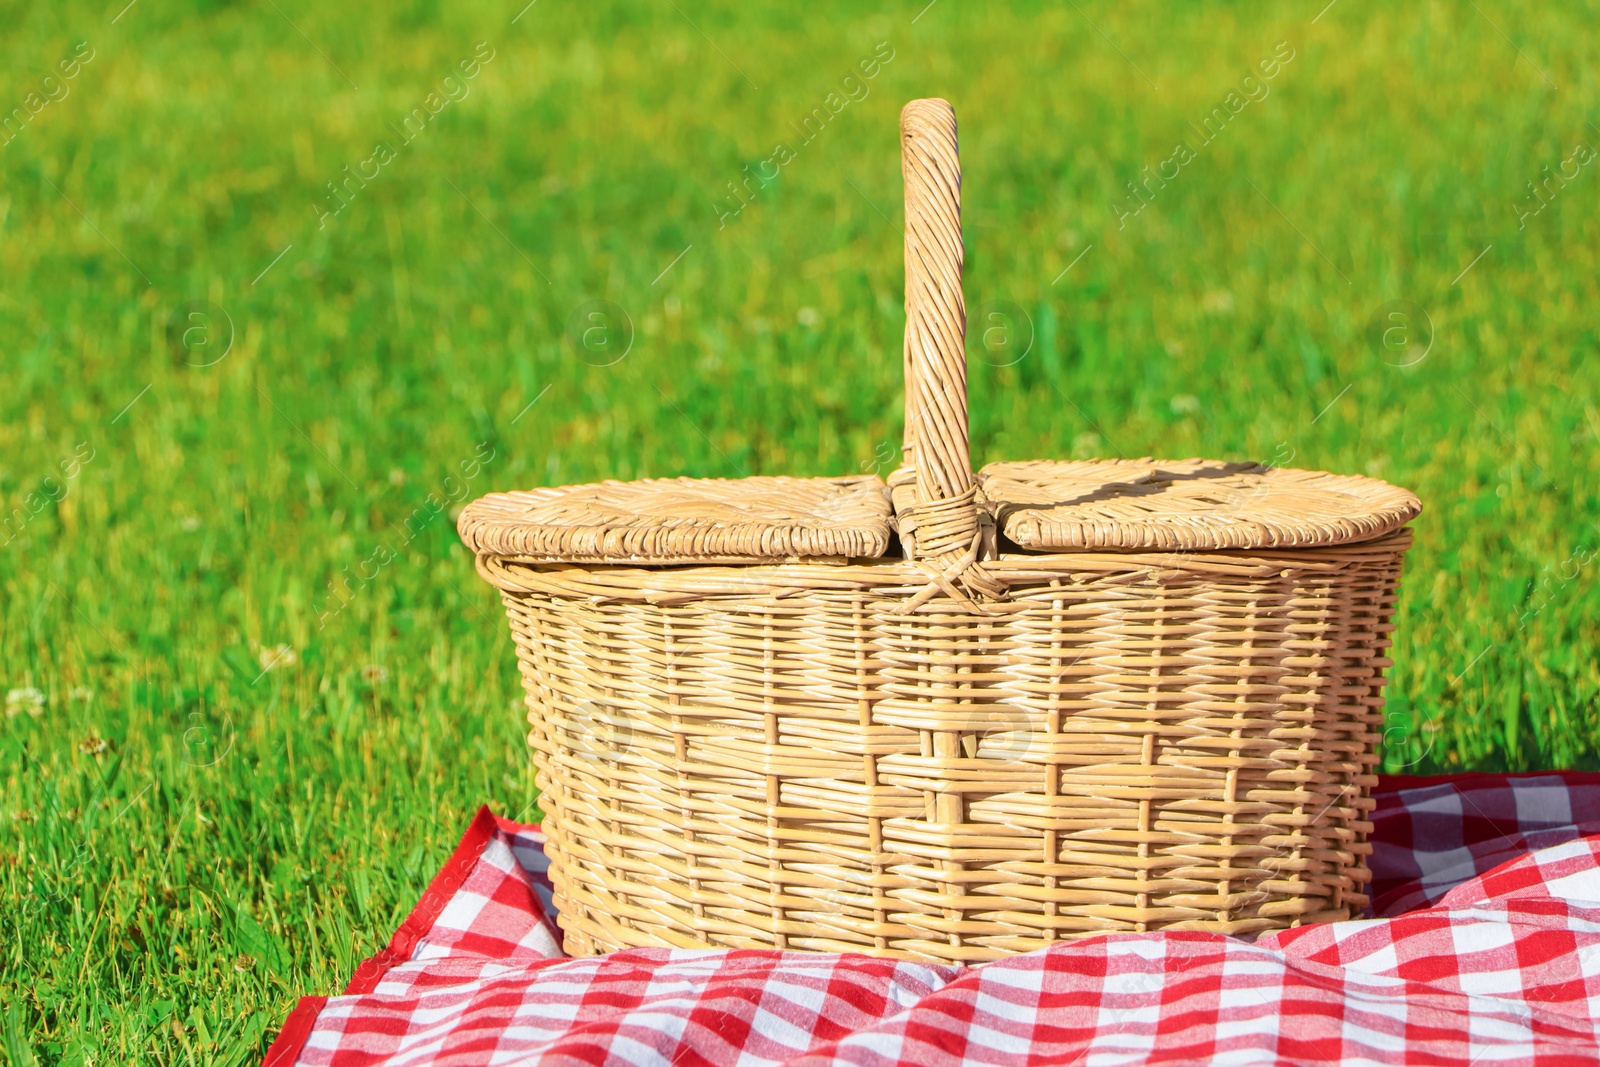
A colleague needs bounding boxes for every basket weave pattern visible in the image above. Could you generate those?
[463,100,1418,963]
[484,537,1405,960]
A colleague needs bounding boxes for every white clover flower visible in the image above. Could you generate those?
[258,644,298,672]
[6,687,45,718]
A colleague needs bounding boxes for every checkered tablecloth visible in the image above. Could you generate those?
[264,772,1600,1066]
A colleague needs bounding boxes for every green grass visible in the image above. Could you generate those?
[3,0,1599,1061]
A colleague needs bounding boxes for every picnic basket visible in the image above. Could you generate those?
[458,99,1421,963]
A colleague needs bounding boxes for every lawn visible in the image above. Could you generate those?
[3,0,1598,1062]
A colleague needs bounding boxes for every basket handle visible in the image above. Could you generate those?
[901,98,973,510]
[898,99,997,601]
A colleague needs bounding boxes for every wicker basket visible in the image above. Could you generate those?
[459,99,1420,964]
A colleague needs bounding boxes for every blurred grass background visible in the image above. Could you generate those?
[3,0,1598,1061]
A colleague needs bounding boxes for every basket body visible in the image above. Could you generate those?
[479,529,1410,963]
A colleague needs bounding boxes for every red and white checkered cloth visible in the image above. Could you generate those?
[265,772,1600,1066]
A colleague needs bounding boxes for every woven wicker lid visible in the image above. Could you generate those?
[979,458,1421,552]
[456,474,892,563]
